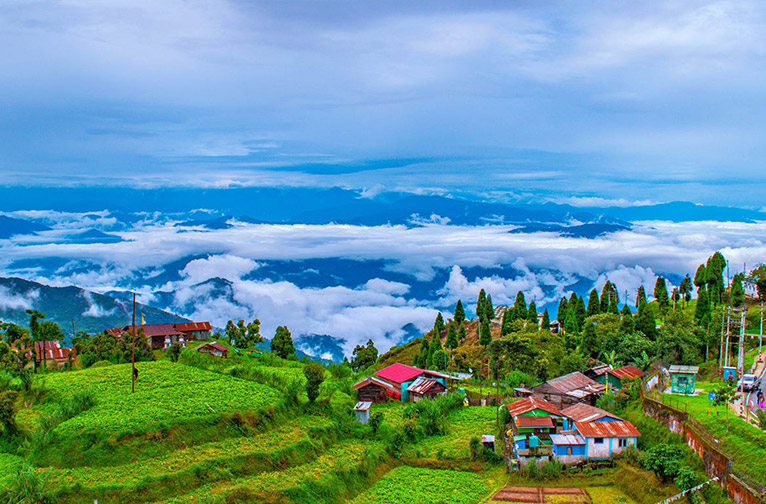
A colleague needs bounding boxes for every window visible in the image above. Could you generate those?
[594,437,604,444]
[566,447,572,456]
[619,439,629,448]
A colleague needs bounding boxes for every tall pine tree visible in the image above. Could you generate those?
[557,297,568,322]
[693,264,707,288]
[458,322,466,342]
[513,292,527,321]
[586,289,601,317]
[600,282,612,313]
[620,304,634,333]
[433,312,445,335]
[654,277,669,314]
[731,273,745,308]
[479,318,491,348]
[501,308,513,336]
[446,323,458,356]
[575,296,586,331]
[454,300,465,324]
[694,285,711,326]
[540,309,550,331]
[527,300,538,327]
[636,286,647,313]
[476,289,486,321]
[484,294,495,321]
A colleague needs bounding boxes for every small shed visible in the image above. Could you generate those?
[353,376,395,403]
[197,342,228,358]
[550,432,587,464]
[669,365,698,395]
[354,401,372,424]
[600,365,646,391]
[406,377,447,401]
[481,434,495,451]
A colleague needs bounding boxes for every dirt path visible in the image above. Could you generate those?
[490,486,591,503]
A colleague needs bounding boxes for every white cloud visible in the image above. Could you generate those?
[174,277,436,356]
[557,197,659,208]
[4,216,766,354]
[80,290,117,318]
[180,254,259,285]
[0,286,39,312]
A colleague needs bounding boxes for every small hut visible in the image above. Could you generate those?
[197,342,228,358]
[406,377,447,402]
[668,365,698,395]
[354,401,372,424]
[353,376,395,403]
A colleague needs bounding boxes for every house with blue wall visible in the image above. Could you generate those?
[371,363,454,402]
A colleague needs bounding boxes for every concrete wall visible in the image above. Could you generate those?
[586,437,612,459]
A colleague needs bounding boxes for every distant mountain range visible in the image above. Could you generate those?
[0,277,189,337]
[0,186,762,230]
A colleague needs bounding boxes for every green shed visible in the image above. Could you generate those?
[668,365,698,395]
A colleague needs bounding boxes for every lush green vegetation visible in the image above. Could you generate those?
[405,406,497,460]
[348,466,488,504]
[660,378,766,484]
[42,361,282,437]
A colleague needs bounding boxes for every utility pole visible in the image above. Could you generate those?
[71,319,76,339]
[132,293,136,394]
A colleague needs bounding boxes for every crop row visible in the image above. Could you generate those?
[42,362,282,437]
[347,466,488,504]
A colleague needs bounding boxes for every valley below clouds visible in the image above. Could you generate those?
[2,202,765,359]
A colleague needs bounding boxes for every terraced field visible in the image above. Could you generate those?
[153,440,387,504]
[405,406,498,460]
[348,466,489,504]
[41,361,283,437]
[47,416,335,501]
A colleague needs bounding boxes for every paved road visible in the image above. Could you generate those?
[745,356,766,412]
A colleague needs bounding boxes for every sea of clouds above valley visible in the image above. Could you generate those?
[1,213,765,356]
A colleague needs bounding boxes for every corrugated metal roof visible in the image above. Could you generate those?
[198,342,227,353]
[33,340,75,361]
[546,372,605,395]
[124,324,182,337]
[175,322,212,332]
[481,435,495,443]
[421,369,458,380]
[561,404,622,423]
[609,365,646,381]
[375,363,425,384]
[354,401,372,411]
[352,376,395,392]
[574,420,641,438]
[587,364,611,377]
[515,416,554,428]
[406,377,441,395]
[506,397,561,417]
[550,433,586,445]
[669,365,699,374]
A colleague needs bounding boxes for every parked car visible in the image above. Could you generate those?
[738,374,757,392]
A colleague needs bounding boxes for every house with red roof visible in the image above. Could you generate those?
[573,420,640,459]
[368,363,455,402]
[105,321,211,349]
[594,365,646,391]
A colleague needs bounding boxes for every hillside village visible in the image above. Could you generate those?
[0,253,764,503]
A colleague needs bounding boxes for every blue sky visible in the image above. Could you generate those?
[1,0,765,205]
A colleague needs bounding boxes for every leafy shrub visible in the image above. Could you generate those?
[368,412,383,434]
[167,342,182,362]
[303,363,325,403]
[504,370,536,389]
[469,436,481,461]
[642,445,685,483]
[1,464,52,503]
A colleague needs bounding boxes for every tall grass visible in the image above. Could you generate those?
[1,464,52,504]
